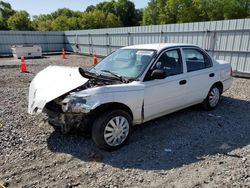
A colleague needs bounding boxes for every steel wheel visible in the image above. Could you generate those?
[104,116,129,147]
[202,85,222,111]
[92,109,132,151]
[209,87,220,108]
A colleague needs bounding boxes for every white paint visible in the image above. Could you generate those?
[28,44,233,125]
[28,66,88,114]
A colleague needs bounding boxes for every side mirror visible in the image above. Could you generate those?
[156,61,162,69]
[151,69,166,79]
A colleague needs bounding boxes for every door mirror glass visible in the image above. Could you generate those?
[151,69,166,79]
[156,61,162,69]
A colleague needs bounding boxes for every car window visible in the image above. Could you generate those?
[155,49,183,76]
[92,49,155,79]
[183,48,212,72]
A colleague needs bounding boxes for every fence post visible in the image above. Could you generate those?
[44,33,49,53]
[74,34,81,54]
[210,31,217,57]
[160,31,167,42]
[63,32,66,52]
[109,34,112,54]
[205,30,210,50]
[106,33,111,55]
[127,32,130,46]
[23,33,27,45]
[127,32,134,46]
[88,34,92,55]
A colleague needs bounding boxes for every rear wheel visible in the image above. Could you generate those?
[202,85,221,110]
[92,109,132,151]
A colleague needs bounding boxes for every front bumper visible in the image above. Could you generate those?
[44,105,91,134]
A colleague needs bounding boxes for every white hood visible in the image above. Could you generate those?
[28,66,88,114]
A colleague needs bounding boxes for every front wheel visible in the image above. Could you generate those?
[92,110,132,151]
[202,85,221,110]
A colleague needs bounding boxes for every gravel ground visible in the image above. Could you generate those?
[0,55,249,188]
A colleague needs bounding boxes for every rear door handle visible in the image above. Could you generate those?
[179,80,187,85]
[209,73,215,77]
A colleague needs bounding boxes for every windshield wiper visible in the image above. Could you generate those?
[100,70,128,83]
[79,67,96,79]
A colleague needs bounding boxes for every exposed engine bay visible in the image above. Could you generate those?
[44,68,124,134]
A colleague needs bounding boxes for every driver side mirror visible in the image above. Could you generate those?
[151,69,166,79]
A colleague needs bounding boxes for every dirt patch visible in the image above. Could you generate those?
[0,55,249,187]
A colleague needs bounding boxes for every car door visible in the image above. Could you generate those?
[143,48,189,122]
[181,47,217,104]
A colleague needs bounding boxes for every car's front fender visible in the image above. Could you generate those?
[67,81,145,124]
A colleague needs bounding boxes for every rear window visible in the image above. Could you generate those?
[183,48,212,72]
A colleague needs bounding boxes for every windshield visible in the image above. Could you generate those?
[90,49,156,79]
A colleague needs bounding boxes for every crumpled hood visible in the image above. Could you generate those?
[28,66,88,114]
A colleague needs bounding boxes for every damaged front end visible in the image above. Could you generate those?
[44,99,93,134]
[44,90,95,134]
[44,81,116,133]
[29,66,123,134]
[28,66,89,114]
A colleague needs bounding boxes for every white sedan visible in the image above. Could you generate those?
[28,43,233,151]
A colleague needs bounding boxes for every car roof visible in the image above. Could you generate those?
[121,43,199,52]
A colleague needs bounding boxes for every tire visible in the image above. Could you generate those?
[92,109,132,151]
[202,85,221,111]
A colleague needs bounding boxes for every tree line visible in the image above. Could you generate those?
[0,0,249,31]
[143,0,250,25]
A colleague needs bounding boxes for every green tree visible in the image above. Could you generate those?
[32,14,53,31]
[116,0,138,26]
[85,5,96,12]
[143,0,159,25]
[81,10,121,29]
[173,0,205,23]
[0,1,15,29]
[51,8,75,19]
[106,12,123,28]
[51,16,68,31]
[54,8,81,18]
[86,0,140,26]
[143,0,250,25]
[51,15,82,31]
[0,13,6,29]
[142,0,168,25]
[135,8,143,25]
[32,8,83,31]
[7,10,32,30]
[207,0,250,20]
[95,0,116,14]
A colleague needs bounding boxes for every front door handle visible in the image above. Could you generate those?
[209,73,215,77]
[179,80,187,85]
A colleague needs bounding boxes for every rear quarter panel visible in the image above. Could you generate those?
[214,59,233,92]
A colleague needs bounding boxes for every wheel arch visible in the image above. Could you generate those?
[212,81,223,94]
[92,102,134,120]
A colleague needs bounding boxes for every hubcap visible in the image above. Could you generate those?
[209,87,220,107]
[104,116,129,147]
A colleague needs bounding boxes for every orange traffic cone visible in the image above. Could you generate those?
[20,55,27,73]
[93,51,98,65]
[62,48,66,59]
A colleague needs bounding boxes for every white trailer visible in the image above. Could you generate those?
[11,45,42,59]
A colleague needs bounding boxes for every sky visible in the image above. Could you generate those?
[6,0,150,17]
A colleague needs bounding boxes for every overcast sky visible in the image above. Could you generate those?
[6,0,150,16]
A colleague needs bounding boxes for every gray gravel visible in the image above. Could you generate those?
[0,55,249,188]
